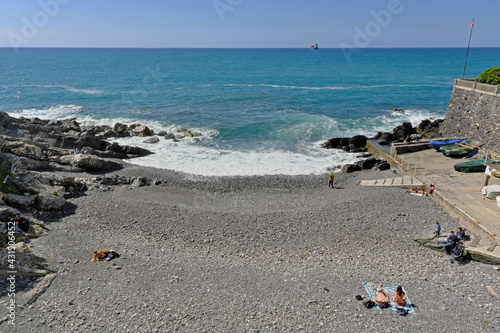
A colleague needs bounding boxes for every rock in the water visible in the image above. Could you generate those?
[143,136,160,144]
[393,122,416,139]
[133,125,152,137]
[113,123,129,137]
[390,108,405,113]
[349,135,368,150]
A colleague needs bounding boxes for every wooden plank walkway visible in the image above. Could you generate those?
[358,176,424,188]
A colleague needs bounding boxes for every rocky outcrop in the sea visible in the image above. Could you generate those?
[321,118,442,173]
[322,118,443,152]
[0,112,172,214]
[372,119,443,144]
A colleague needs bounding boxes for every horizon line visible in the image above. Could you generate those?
[1,46,499,50]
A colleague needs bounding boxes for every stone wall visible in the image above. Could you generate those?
[440,86,500,149]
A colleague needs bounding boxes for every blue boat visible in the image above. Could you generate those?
[429,139,468,150]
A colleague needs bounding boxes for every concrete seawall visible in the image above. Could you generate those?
[440,79,500,149]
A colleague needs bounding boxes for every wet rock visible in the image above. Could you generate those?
[133,125,152,137]
[143,137,160,144]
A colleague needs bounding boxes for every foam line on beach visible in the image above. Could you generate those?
[112,136,359,176]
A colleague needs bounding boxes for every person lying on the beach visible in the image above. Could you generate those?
[91,249,120,262]
[405,189,427,196]
[392,285,407,306]
[369,283,390,308]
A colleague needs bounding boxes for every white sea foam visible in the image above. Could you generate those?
[225,83,448,91]
[334,108,444,138]
[30,85,144,96]
[7,105,84,119]
[112,136,358,176]
[5,105,441,176]
[32,85,105,95]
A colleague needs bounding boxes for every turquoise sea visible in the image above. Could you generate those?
[0,48,498,176]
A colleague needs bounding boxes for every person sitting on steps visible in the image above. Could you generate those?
[438,231,459,255]
[456,227,468,240]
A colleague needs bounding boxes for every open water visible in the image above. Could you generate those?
[0,47,498,175]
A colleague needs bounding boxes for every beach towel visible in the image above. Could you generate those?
[363,282,416,315]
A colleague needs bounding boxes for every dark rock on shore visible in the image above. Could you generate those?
[323,118,443,173]
[323,118,443,154]
[342,157,389,173]
[321,135,368,152]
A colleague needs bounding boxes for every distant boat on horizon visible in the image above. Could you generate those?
[310,42,319,50]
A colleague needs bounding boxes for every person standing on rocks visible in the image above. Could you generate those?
[328,171,334,188]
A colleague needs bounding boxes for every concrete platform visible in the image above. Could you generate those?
[415,233,500,265]
[367,140,500,264]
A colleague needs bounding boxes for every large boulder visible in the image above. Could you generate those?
[58,154,123,172]
[143,136,160,144]
[393,122,416,139]
[113,123,129,136]
[349,135,368,150]
[10,143,46,160]
[417,119,443,138]
[1,194,37,209]
[342,164,361,173]
[356,157,378,170]
[373,161,391,171]
[60,118,81,133]
[133,125,152,137]
[373,131,397,142]
[321,137,342,149]
[0,205,21,220]
[37,193,66,211]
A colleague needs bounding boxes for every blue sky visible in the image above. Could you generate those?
[1,0,499,48]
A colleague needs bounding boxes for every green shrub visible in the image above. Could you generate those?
[477,67,500,85]
[53,190,58,196]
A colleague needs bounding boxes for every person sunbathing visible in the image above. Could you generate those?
[392,285,407,306]
[369,283,390,308]
[91,249,120,262]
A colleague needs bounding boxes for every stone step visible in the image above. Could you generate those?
[358,177,424,188]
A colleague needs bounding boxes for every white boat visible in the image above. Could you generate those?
[310,42,319,50]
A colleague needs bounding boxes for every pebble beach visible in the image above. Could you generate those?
[4,166,500,332]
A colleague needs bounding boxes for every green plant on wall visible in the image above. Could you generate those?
[477,67,500,85]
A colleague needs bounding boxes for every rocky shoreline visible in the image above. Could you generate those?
[321,118,443,173]
[1,113,499,332]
